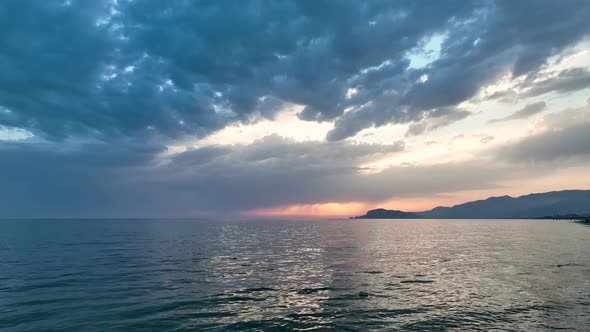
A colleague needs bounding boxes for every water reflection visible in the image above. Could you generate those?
[0,219,589,330]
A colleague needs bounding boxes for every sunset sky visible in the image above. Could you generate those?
[1,1,590,218]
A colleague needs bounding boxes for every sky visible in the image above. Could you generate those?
[1,0,590,218]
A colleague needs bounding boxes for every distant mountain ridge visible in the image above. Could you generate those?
[354,190,590,219]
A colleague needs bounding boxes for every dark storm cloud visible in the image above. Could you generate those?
[488,101,547,123]
[3,0,588,142]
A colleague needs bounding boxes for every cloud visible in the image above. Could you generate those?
[0,135,540,218]
[2,1,590,218]
[523,68,590,98]
[497,98,590,163]
[405,108,471,137]
[0,140,166,217]
[0,136,403,217]
[488,101,547,123]
[487,68,590,103]
[499,123,590,163]
[1,127,580,218]
[0,1,473,142]
[2,1,589,143]
[479,135,495,144]
[326,1,590,139]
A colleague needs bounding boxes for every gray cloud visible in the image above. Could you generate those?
[499,123,590,163]
[497,98,590,163]
[2,126,579,218]
[2,1,589,143]
[488,68,590,103]
[0,135,537,218]
[479,135,495,144]
[405,108,471,137]
[2,1,590,218]
[0,140,166,217]
[0,136,400,217]
[328,0,590,139]
[0,0,474,142]
[489,101,547,123]
[523,68,590,98]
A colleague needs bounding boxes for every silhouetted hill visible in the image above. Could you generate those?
[419,190,590,219]
[354,190,590,219]
[354,208,422,219]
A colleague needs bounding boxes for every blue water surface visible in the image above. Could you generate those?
[0,218,589,331]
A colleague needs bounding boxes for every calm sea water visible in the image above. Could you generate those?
[0,219,589,331]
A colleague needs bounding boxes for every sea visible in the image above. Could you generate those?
[0,218,589,331]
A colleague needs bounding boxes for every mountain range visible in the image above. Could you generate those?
[353,190,590,219]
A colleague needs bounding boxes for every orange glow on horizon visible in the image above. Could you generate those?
[244,199,449,218]
[244,176,590,218]
[243,194,477,218]
[245,202,373,219]
[244,197,471,219]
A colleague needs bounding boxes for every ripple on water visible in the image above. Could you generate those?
[1,218,589,331]
[400,279,435,284]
